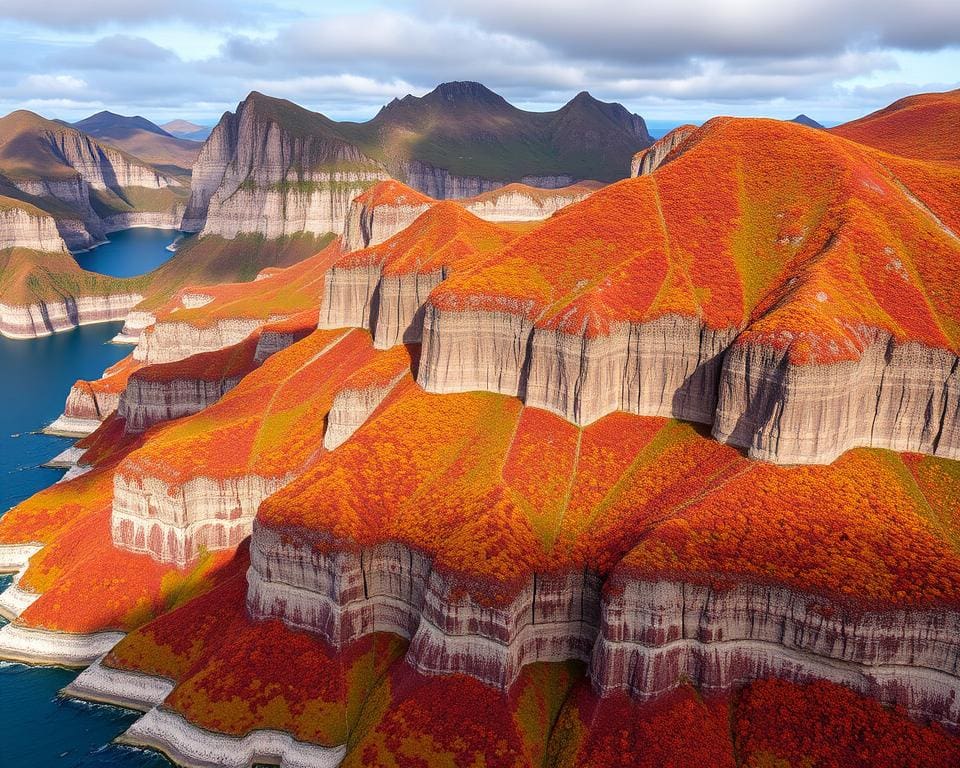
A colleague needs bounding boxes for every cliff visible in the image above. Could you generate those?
[461,181,602,221]
[0,110,189,250]
[630,124,698,176]
[0,200,69,251]
[181,92,388,237]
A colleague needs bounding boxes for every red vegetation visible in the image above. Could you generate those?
[734,678,960,767]
[831,88,960,163]
[352,179,434,209]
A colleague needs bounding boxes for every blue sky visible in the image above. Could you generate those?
[1,0,958,127]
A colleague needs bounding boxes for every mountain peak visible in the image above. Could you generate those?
[427,81,508,106]
[791,114,825,130]
[72,111,172,139]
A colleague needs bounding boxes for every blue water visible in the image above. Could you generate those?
[74,229,181,277]
[1,230,175,766]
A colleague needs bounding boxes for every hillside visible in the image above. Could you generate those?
[831,88,960,163]
[160,120,213,141]
[73,111,201,175]
[1,88,959,767]
[0,109,189,251]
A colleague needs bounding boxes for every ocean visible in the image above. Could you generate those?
[0,229,177,766]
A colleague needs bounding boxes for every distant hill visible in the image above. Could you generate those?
[72,111,201,175]
[831,88,960,163]
[791,114,825,129]
[161,119,213,141]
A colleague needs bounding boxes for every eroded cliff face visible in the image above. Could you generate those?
[4,126,185,250]
[246,525,960,723]
[133,319,263,365]
[0,293,142,340]
[112,474,290,568]
[182,95,388,237]
[592,578,960,725]
[118,376,245,433]
[342,198,431,252]
[462,184,598,222]
[0,206,68,252]
[401,160,576,199]
[247,527,600,689]
[713,332,960,463]
[630,125,698,177]
[323,374,406,450]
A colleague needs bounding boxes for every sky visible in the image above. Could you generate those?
[0,0,958,128]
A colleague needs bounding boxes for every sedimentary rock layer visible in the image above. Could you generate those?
[112,474,289,568]
[66,657,173,712]
[247,527,600,690]
[119,375,245,433]
[418,309,735,427]
[0,206,69,252]
[134,319,262,364]
[118,707,345,768]
[342,190,431,252]
[248,522,960,724]
[630,125,697,177]
[0,623,124,666]
[113,311,156,344]
[0,293,142,339]
[461,183,599,222]
[592,578,960,725]
[713,332,960,463]
[323,374,406,450]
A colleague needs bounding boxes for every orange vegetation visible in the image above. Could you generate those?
[260,381,960,608]
[831,89,960,164]
[352,179,433,209]
[333,201,515,275]
[432,117,960,364]
[108,552,406,745]
[149,238,343,329]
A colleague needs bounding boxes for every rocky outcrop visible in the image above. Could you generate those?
[44,379,121,436]
[133,318,262,364]
[101,206,186,233]
[630,125,697,177]
[66,657,173,712]
[119,375,246,433]
[0,292,142,340]
[342,186,432,252]
[713,332,960,463]
[0,543,41,621]
[113,310,156,344]
[0,205,69,251]
[118,707,345,768]
[0,623,125,666]
[182,93,388,237]
[247,527,600,689]
[323,372,407,450]
[592,577,960,725]
[418,309,735,427]
[248,521,960,723]
[112,473,290,568]
[462,183,599,222]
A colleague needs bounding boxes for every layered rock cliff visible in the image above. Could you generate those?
[0,292,142,340]
[630,125,698,177]
[0,203,68,252]
[461,182,601,222]
[181,92,388,237]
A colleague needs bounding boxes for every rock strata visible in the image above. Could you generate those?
[0,293,142,340]
[630,125,698,177]
[0,205,69,251]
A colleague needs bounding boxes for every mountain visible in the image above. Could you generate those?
[348,81,652,193]
[160,119,213,141]
[3,89,960,765]
[790,113,825,129]
[831,88,960,162]
[183,83,651,236]
[72,111,201,175]
[0,109,188,251]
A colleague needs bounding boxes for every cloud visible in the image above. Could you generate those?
[0,1,955,124]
